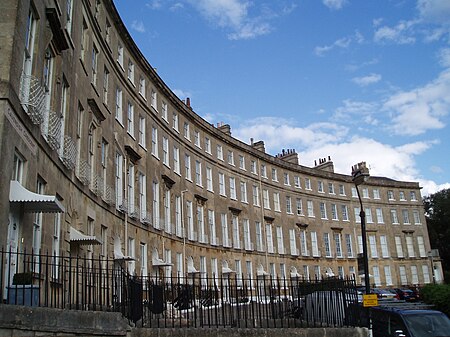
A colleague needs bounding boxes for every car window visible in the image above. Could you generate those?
[389,315,409,337]
[404,313,450,337]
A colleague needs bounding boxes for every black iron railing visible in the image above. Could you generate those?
[1,249,359,328]
[0,248,126,313]
[130,273,359,328]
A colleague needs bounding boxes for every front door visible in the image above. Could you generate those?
[4,210,21,297]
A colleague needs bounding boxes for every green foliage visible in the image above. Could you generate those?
[420,284,450,317]
[423,188,450,283]
[12,272,33,285]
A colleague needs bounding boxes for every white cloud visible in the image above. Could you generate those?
[146,1,163,10]
[352,73,382,87]
[437,48,450,67]
[383,69,450,135]
[298,137,432,180]
[315,31,364,56]
[322,0,348,10]
[333,99,379,125]
[228,21,271,40]
[430,165,444,173]
[374,20,418,44]
[187,0,276,40]
[345,58,379,72]
[418,180,450,196]
[131,20,146,33]
[373,18,383,27]
[173,88,192,100]
[417,0,450,25]
[189,0,249,29]
[233,117,349,151]
[170,3,185,11]
[232,116,445,195]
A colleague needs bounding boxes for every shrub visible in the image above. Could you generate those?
[12,272,33,285]
[420,284,450,317]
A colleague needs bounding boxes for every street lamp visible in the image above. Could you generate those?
[351,162,370,295]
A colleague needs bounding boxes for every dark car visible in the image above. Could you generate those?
[373,288,397,300]
[393,288,418,302]
[371,306,450,337]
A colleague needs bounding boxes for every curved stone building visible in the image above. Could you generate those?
[0,0,443,289]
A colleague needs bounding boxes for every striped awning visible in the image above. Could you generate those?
[70,226,101,245]
[9,180,65,213]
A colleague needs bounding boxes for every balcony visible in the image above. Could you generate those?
[60,135,77,171]
[118,198,128,213]
[188,231,197,242]
[141,210,152,225]
[244,241,254,251]
[129,204,140,220]
[153,217,161,230]
[256,242,265,252]
[46,110,62,151]
[77,160,91,186]
[175,225,184,238]
[19,73,45,125]
[198,233,209,244]
[92,174,104,197]
[223,237,231,248]
[210,236,219,246]
[312,250,322,258]
[103,185,116,206]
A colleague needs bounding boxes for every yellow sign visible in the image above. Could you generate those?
[363,294,378,307]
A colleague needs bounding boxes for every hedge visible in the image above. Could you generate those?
[420,284,450,317]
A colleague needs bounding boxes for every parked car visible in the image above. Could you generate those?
[393,288,419,302]
[371,306,450,337]
[372,288,398,300]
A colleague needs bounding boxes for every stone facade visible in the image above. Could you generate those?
[0,0,443,289]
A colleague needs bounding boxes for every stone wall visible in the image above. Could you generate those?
[0,305,368,337]
[130,327,369,337]
[0,304,130,336]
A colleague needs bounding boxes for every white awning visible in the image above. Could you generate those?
[222,266,235,274]
[9,180,65,213]
[187,266,200,274]
[70,226,101,245]
[113,236,134,261]
[290,267,300,278]
[152,257,173,267]
[256,265,269,277]
[187,257,200,274]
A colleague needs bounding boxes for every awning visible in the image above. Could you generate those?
[256,265,269,277]
[151,248,173,267]
[70,226,101,245]
[187,266,200,274]
[187,257,200,274]
[222,266,235,274]
[113,236,134,261]
[9,180,65,213]
[152,257,173,267]
[290,267,300,278]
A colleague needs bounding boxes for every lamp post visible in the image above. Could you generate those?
[351,162,370,295]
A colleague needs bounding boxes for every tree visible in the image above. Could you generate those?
[423,188,450,283]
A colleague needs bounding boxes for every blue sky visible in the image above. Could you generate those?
[114,0,450,196]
